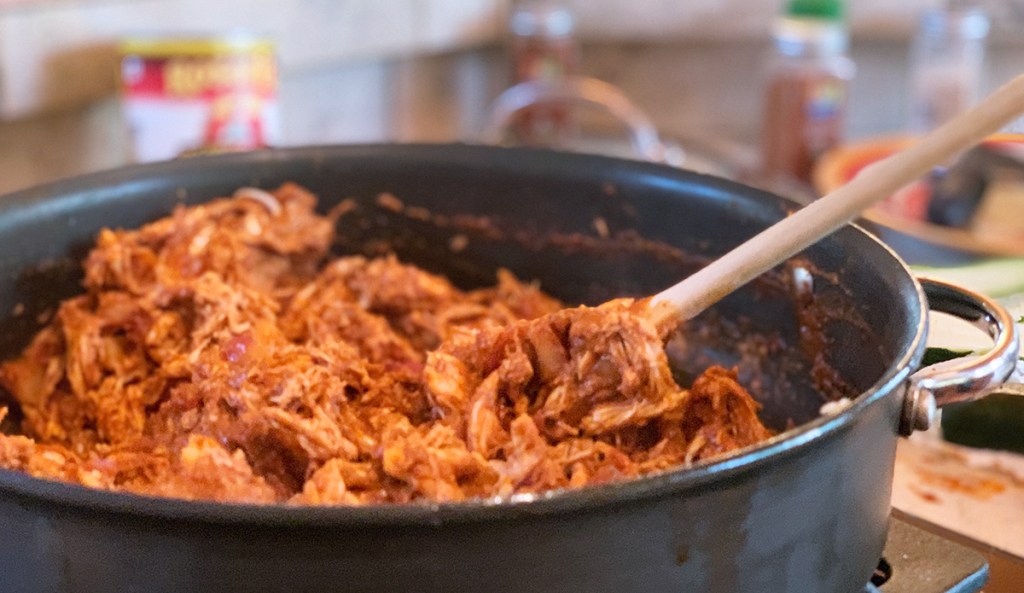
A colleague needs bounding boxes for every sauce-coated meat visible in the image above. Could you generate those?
[0,184,772,504]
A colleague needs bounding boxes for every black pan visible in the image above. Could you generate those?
[0,144,1016,593]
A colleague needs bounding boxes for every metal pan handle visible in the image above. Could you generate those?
[900,277,1020,435]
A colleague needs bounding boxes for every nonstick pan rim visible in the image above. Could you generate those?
[0,143,928,527]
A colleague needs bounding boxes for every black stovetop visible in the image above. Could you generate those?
[873,518,987,593]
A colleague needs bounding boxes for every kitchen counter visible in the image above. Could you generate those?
[1,34,1023,198]
[0,0,980,119]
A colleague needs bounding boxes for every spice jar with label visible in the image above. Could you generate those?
[761,0,855,185]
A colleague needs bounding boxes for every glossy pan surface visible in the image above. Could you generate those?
[0,145,926,593]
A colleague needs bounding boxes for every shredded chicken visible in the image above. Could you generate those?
[0,183,772,504]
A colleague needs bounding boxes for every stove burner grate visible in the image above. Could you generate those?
[870,518,987,593]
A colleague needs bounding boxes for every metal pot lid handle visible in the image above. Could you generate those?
[900,276,1020,435]
[479,75,684,166]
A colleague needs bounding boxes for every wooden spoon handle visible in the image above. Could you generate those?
[652,74,1024,321]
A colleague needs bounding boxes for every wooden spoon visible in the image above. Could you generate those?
[651,74,1024,322]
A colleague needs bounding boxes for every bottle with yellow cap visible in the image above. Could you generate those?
[761,0,855,185]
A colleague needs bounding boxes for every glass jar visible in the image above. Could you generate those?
[907,7,990,133]
[507,0,578,144]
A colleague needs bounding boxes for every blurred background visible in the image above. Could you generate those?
[0,0,1020,195]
